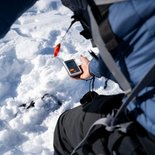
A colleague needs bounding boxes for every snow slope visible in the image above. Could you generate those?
[0,0,122,154]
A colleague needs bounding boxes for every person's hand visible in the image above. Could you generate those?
[78,55,92,80]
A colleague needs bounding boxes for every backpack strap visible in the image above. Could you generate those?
[86,0,132,93]
[94,0,127,5]
[112,64,155,125]
[99,8,119,52]
[70,114,132,155]
[86,0,155,123]
[136,87,155,103]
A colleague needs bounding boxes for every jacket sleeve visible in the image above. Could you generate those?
[89,56,109,78]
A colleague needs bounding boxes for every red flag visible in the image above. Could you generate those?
[54,43,61,57]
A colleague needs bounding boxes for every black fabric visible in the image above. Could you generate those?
[53,96,98,154]
[82,93,123,115]
[107,121,155,155]
[61,0,120,52]
[0,0,38,38]
[54,93,123,155]
[136,87,155,103]
[62,0,91,39]
[80,91,98,105]
[137,130,155,155]
[54,92,155,155]
[54,105,106,155]
[108,123,146,155]
[61,0,88,12]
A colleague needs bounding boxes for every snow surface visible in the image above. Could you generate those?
[0,0,122,154]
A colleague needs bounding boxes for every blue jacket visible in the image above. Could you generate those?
[89,0,155,135]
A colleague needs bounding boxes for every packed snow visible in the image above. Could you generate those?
[0,0,122,154]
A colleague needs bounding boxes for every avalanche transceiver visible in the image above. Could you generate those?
[63,59,82,77]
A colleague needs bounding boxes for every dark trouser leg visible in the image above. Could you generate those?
[53,105,105,155]
[54,106,84,155]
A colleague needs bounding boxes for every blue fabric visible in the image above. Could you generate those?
[0,0,38,38]
[89,56,108,78]
[89,0,155,135]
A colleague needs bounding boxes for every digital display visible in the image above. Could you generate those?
[65,60,80,73]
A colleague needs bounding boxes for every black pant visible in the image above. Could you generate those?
[54,105,107,155]
[53,93,123,155]
[53,94,155,155]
